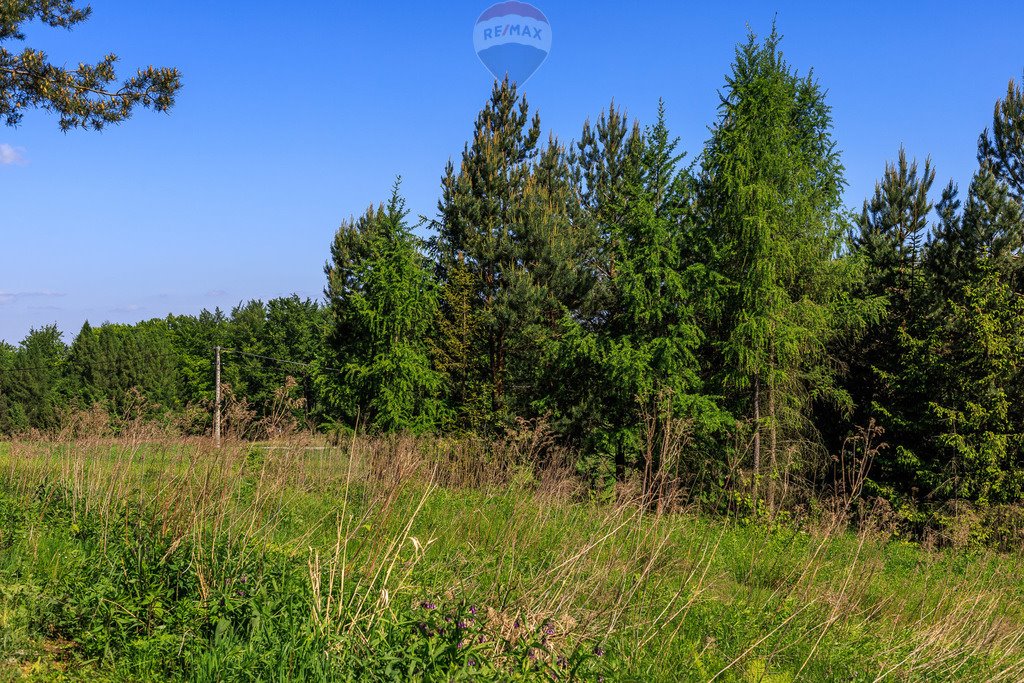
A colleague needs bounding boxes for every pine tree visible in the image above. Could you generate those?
[1,1,181,130]
[573,102,644,322]
[848,150,937,503]
[978,77,1024,200]
[856,148,936,318]
[433,78,552,427]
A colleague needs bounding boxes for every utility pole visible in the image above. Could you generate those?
[214,346,222,448]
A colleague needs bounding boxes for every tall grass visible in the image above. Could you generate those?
[0,429,1022,681]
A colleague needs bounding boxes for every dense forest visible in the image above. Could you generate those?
[4,30,1024,524]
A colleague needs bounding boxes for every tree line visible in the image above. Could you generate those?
[4,30,1024,518]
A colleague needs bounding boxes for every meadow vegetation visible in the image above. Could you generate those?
[1,425,1022,681]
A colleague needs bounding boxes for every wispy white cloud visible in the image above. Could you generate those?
[0,143,26,165]
[0,290,65,305]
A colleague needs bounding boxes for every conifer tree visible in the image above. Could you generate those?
[701,27,859,500]
[433,78,542,426]
[922,269,1024,504]
[978,77,1024,200]
[923,181,965,308]
[0,341,17,433]
[2,325,68,431]
[67,320,178,419]
[856,149,936,318]
[430,253,488,429]
[573,102,644,322]
[847,151,937,502]
[1,0,181,130]
[555,101,726,485]
[319,181,442,432]
[927,168,1022,297]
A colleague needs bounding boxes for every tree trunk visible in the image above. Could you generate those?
[768,381,777,513]
[753,375,761,492]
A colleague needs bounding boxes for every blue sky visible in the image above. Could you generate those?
[2,0,1023,344]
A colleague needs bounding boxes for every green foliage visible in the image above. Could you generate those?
[66,319,179,420]
[226,296,323,425]
[0,325,68,432]
[921,270,1024,503]
[430,253,490,431]
[700,26,872,492]
[166,307,229,419]
[431,79,597,432]
[0,0,181,130]
[856,148,936,317]
[319,180,443,432]
[978,76,1024,200]
[553,100,729,484]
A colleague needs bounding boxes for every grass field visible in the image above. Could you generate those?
[1,435,1022,681]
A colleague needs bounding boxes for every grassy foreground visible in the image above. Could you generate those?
[0,436,1022,681]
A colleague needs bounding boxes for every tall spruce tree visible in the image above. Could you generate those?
[701,27,861,500]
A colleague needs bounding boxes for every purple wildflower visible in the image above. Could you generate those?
[420,601,436,610]
[593,645,605,657]
[557,656,568,669]
[469,605,478,615]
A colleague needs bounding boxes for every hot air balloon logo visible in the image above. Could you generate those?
[473,2,551,85]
